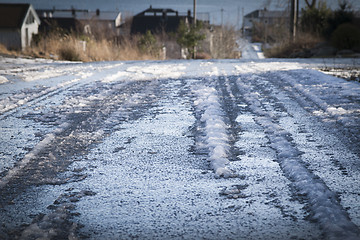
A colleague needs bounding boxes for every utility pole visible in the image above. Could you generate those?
[237,6,240,30]
[221,8,224,27]
[290,0,298,40]
[193,0,196,24]
[193,0,197,59]
[242,7,244,33]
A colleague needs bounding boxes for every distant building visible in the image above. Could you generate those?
[131,6,193,34]
[0,3,41,50]
[243,9,287,35]
[37,8,122,36]
[354,11,360,27]
[37,9,81,33]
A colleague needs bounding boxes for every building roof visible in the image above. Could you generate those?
[0,3,31,28]
[263,10,286,18]
[131,6,191,34]
[135,6,179,17]
[244,9,286,19]
[39,9,120,22]
[244,9,261,19]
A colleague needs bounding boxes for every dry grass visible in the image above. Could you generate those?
[264,32,323,58]
[0,44,19,57]
[33,33,158,61]
[2,32,159,62]
[207,25,239,59]
[1,25,239,61]
[84,37,155,62]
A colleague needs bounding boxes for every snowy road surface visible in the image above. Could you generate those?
[0,57,360,239]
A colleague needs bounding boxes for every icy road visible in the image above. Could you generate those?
[1,57,360,240]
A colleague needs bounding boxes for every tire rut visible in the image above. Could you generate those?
[232,72,360,239]
[0,79,161,239]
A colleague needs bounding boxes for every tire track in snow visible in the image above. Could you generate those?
[223,76,323,238]
[0,78,161,239]
[248,68,360,179]
[0,122,69,188]
[0,75,158,189]
[0,63,125,120]
[189,64,323,239]
[263,69,360,150]
[74,75,321,240]
[234,73,360,239]
[0,64,138,177]
[0,61,185,188]
[0,64,95,115]
[245,70,360,228]
[0,77,84,119]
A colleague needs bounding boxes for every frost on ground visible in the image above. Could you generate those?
[0,56,359,240]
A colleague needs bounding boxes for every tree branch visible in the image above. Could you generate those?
[304,0,316,9]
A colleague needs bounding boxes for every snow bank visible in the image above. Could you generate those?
[236,77,360,240]
[193,84,236,178]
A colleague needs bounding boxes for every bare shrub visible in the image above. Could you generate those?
[57,36,81,61]
[29,31,158,62]
[0,44,18,56]
[264,32,323,58]
[209,25,239,59]
[137,31,161,57]
[58,46,81,61]
[300,1,332,36]
[2,18,241,61]
[195,52,211,59]
[331,23,360,50]
[251,17,289,44]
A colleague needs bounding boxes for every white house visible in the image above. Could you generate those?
[0,4,41,50]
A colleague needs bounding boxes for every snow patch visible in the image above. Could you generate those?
[205,67,220,76]
[101,64,186,82]
[126,64,186,80]
[234,62,302,75]
[327,106,350,115]
[0,76,8,84]
[102,71,128,83]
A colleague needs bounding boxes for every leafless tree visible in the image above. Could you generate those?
[304,0,317,9]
